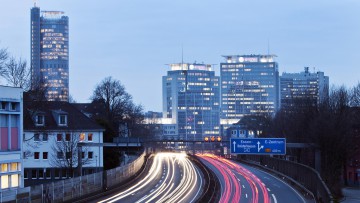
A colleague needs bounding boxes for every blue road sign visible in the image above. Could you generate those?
[230,138,286,155]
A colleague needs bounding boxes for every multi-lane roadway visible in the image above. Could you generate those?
[96,152,203,203]
[94,152,309,203]
[198,153,308,203]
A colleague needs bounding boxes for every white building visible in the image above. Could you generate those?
[0,86,23,190]
[22,99,104,186]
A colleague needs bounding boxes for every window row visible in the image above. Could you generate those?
[32,151,95,160]
[24,168,97,180]
[31,133,94,142]
[0,101,18,111]
[1,174,20,189]
[35,114,67,126]
[1,162,20,173]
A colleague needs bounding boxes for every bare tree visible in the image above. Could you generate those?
[92,76,133,122]
[349,82,360,107]
[91,77,145,169]
[49,132,91,178]
[0,48,9,77]
[1,57,30,89]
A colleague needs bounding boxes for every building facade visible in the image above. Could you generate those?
[31,6,69,101]
[162,63,220,141]
[220,55,280,125]
[280,67,329,110]
[22,100,104,186]
[0,86,23,190]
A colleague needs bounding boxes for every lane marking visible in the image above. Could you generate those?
[245,194,248,198]
[242,185,245,188]
[272,194,278,203]
[267,187,271,192]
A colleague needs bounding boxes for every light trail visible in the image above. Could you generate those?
[197,153,271,203]
[98,152,202,203]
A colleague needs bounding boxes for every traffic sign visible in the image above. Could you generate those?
[230,138,286,155]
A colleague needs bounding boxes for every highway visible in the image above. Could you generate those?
[197,154,307,203]
[96,152,203,203]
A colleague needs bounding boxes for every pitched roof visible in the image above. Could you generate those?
[24,100,105,131]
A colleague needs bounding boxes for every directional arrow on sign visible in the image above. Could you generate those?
[233,141,236,151]
[257,141,264,152]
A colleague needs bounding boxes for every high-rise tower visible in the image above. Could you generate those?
[280,67,329,111]
[162,63,220,141]
[220,55,280,125]
[31,6,69,101]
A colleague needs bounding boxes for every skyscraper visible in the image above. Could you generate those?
[280,67,329,110]
[220,55,280,125]
[162,63,220,141]
[31,6,69,101]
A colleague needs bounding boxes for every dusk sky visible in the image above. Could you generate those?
[0,0,359,112]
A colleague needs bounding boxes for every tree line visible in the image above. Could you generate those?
[241,84,360,197]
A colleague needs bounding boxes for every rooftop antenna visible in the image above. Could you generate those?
[33,0,37,7]
[181,44,184,65]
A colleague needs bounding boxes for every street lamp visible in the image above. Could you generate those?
[95,155,98,173]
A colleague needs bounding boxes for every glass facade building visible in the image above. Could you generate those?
[162,63,220,141]
[31,7,69,101]
[220,55,280,124]
[280,67,329,110]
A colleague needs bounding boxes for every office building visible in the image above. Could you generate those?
[31,6,69,101]
[0,86,23,190]
[162,63,220,141]
[280,67,329,110]
[220,55,280,125]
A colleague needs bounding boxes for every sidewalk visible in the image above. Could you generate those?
[341,187,360,203]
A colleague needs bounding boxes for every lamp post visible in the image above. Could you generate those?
[95,155,98,173]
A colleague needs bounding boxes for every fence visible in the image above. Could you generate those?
[106,152,145,189]
[0,151,146,203]
[240,155,333,203]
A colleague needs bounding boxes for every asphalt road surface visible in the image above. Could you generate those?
[95,152,203,203]
[198,153,308,203]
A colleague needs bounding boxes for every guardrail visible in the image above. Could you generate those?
[239,155,333,203]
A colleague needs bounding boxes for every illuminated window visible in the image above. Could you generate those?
[88,133,93,141]
[1,175,9,189]
[10,163,17,171]
[1,164,8,172]
[79,133,85,142]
